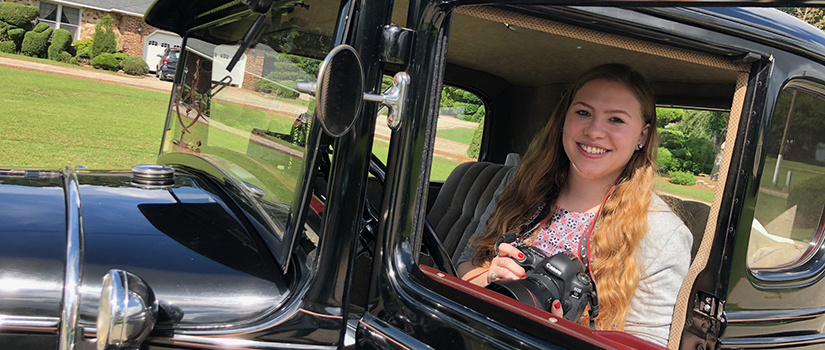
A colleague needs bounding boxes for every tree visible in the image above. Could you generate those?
[656,108,684,126]
[90,15,117,59]
[780,7,825,29]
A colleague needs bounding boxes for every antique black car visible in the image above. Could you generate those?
[4,0,825,349]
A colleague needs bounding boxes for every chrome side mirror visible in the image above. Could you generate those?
[97,270,158,350]
[297,44,410,136]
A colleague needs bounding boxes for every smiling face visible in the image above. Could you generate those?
[562,79,650,186]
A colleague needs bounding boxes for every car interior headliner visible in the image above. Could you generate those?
[444,5,745,110]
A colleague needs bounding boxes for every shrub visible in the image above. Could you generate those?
[0,2,39,31]
[21,22,52,58]
[657,147,678,173]
[6,27,24,50]
[59,51,72,63]
[253,79,299,98]
[668,171,697,186]
[69,56,78,65]
[466,119,484,158]
[73,37,92,57]
[787,174,825,228]
[113,52,128,61]
[91,52,119,71]
[76,46,90,59]
[121,55,148,76]
[0,40,15,53]
[462,104,485,123]
[90,15,116,59]
[460,103,481,120]
[48,28,73,61]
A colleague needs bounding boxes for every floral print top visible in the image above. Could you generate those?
[517,207,597,259]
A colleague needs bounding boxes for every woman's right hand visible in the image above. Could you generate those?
[487,243,528,284]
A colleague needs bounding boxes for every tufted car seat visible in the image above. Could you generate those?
[426,156,518,265]
[427,159,711,266]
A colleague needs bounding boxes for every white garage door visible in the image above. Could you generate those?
[213,45,246,87]
[144,31,182,73]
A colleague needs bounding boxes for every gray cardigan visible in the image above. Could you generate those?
[457,168,692,347]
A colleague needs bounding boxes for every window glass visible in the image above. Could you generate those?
[372,81,485,181]
[163,0,337,248]
[61,6,79,25]
[749,85,825,270]
[38,2,57,21]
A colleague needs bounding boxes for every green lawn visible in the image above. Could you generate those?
[654,178,715,203]
[371,139,459,181]
[0,66,169,168]
[436,126,475,145]
[0,66,463,182]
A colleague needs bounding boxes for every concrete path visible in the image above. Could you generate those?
[0,54,478,162]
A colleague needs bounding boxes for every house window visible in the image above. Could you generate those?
[38,2,81,39]
[148,40,159,46]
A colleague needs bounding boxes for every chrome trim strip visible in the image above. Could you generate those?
[721,333,825,348]
[726,307,825,323]
[0,315,60,333]
[148,335,337,349]
[59,167,84,350]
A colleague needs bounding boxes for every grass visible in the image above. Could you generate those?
[436,126,475,144]
[371,139,459,181]
[761,156,825,192]
[0,66,168,168]
[654,178,715,203]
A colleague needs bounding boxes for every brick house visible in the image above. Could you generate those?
[4,0,265,86]
[4,0,181,70]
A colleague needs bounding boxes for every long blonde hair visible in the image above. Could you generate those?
[471,64,659,329]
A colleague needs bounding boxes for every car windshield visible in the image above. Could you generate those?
[160,1,337,248]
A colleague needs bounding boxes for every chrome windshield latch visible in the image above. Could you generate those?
[365,72,409,131]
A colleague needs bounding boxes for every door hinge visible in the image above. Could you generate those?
[685,291,727,349]
[379,24,414,65]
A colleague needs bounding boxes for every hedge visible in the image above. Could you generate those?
[48,28,73,61]
[21,22,52,58]
[121,55,148,76]
[0,40,15,53]
[91,52,119,71]
[0,2,39,31]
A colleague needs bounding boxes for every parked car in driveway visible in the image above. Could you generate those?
[4,0,825,349]
[155,47,179,81]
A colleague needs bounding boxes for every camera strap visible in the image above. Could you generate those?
[579,185,614,329]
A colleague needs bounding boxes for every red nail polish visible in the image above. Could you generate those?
[517,253,524,259]
[521,273,527,278]
[553,300,561,309]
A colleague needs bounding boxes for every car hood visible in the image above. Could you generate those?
[0,168,292,333]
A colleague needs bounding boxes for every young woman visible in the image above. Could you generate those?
[456,64,692,346]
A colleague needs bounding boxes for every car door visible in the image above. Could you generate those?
[721,54,825,349]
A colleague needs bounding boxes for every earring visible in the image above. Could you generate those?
[637,144,644,150]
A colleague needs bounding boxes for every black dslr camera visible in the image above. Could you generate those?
[487,244,595,322]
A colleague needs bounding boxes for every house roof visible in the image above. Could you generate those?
[51,0,155,17]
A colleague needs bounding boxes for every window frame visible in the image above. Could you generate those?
[749,79,825,284]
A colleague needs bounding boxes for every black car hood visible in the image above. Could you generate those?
[0,168,292,332]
